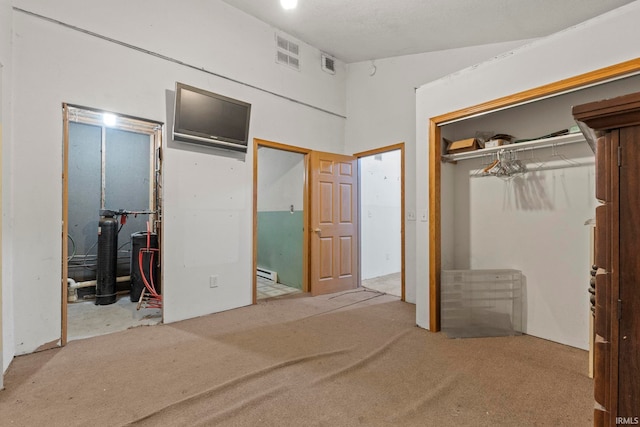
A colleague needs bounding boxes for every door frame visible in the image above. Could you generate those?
[0,63,4,389]
[252,139,404,301]
[252,138,312,303]
[354,143,406,301]
[428,58,640,331]
[61,104,163,345]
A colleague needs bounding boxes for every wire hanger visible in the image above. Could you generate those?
[482,149,527,180]
[550,143,581,167]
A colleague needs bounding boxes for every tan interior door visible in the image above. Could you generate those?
[310,151,358,296]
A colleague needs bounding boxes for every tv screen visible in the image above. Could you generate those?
[173,82,251,152]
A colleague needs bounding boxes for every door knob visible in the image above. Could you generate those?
[314,228,321,233]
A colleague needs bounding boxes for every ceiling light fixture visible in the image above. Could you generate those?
[102,113,117,127]
[280,0,297,10]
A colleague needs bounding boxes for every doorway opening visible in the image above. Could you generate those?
[62,105,163,344]
[253,139,310,302]
[0,64,4,388]
[256,145,306,300]
[356,144,405,300]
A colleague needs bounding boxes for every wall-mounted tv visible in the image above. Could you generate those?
[173,82,251,153]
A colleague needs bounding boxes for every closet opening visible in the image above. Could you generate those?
[62,104,163,344]
[429,59,640,343]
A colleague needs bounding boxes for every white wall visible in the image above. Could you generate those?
[360,151,401,280]
[0,0,13,378]
[257,148,304,212]
[9,0,346,357]
[415,1,640,346]
[344,40,533,303]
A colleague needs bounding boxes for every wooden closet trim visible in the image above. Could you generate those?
[428,57,640,332]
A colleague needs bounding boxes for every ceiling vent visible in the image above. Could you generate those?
[321,53,336,75]
[276,34,300,71]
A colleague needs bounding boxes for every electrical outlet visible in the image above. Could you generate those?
[209,275,219,288]
[407,211,416,221]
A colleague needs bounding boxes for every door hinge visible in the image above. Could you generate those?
[618,146,621,167]
[618,299,622,320]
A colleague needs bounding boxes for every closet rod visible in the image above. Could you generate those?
[441,132,586,162]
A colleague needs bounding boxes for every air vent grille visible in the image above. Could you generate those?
[277,51,289,64]
[324,57,335,71]
[276,34,300,71]
[287,42,299,55]
[277,36,288,50]
[321,53,336,75]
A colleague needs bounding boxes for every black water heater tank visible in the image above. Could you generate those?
[96,215,118,305]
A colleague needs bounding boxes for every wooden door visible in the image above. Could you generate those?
[309,151,358,296]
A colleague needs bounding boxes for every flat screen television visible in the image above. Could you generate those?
[173,82,251,153]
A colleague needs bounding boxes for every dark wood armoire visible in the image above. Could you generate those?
[573,92,640,426]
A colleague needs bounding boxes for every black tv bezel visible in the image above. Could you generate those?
[173,82,251,152]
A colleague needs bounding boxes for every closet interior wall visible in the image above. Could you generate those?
[440,73,640,350]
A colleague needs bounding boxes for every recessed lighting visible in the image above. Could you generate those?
[103,113,117,127]
[280,0,297,10]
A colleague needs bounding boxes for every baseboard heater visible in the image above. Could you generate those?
[257,267,278,282]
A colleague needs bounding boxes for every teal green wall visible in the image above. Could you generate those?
[257,211,303,289]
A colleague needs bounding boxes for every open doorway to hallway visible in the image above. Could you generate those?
[256,145,305,300]
[358,147,403,298]
[253,139,362,300]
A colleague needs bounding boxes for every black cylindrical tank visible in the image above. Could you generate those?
[130,231,160,302]
[96,215,118,305]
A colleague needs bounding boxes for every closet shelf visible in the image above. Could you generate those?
[441,132,586,162]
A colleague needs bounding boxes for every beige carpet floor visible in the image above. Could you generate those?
[0,289,592,426]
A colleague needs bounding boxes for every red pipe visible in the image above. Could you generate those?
[138,220,162,308]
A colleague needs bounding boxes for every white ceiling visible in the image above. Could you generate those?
[221,0,634,63]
